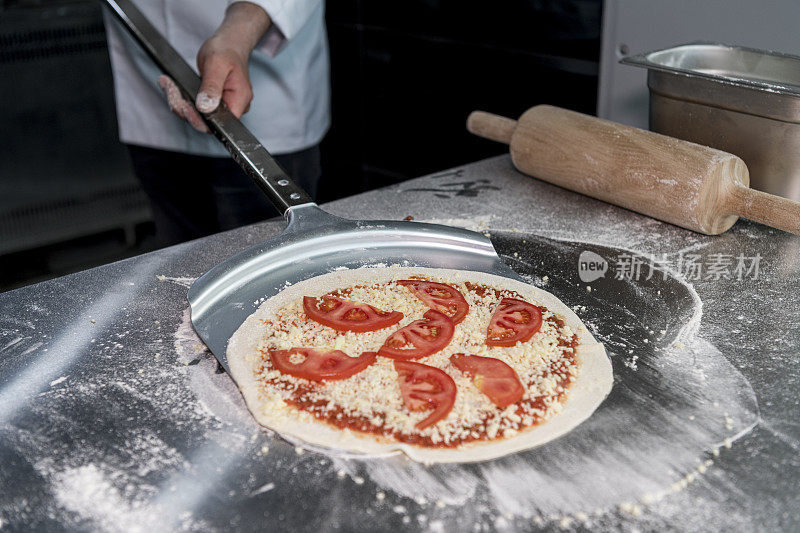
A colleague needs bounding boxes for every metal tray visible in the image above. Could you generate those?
[622,42,800,200]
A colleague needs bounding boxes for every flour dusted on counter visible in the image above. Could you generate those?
[155,275,197,288]
[417,215,495,233]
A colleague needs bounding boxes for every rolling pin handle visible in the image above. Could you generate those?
[467,111,517,145]
[727,184,800,236]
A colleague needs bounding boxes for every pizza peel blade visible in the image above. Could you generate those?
[188,205,523,372]
[104,0,523,373]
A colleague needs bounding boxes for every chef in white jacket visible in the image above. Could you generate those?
[104,1,329,246]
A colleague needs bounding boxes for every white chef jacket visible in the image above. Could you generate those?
[103,0,330,156]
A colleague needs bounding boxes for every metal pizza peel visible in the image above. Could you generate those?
[105,0,524,373]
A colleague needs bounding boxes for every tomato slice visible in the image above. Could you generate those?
[450,353,525,408]
[397,280,469,324]
[377,310,455,360]
[269,348,377,381]
[394,360,457,429]
[486,297,543,347]
[303,296,403,332]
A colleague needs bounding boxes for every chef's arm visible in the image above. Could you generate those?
[158,0,321,132]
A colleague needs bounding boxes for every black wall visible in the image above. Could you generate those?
[318,0,603,202]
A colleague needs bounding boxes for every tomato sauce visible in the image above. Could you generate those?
[464,281,525,301]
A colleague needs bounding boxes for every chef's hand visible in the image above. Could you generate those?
[157,2,272,132]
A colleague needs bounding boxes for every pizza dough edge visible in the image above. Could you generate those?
[226,266,613,463]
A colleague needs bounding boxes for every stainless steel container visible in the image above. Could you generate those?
[622,42,800,201]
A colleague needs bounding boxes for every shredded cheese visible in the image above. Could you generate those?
[251,276,578,447]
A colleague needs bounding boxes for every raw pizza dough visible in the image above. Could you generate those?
[227,267,613,463]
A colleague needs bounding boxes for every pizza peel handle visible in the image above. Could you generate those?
[103,0,313,216]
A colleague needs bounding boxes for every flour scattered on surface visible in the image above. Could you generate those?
[48,463,206,532]
[52,464,155,532]
[249,482,275,496]
[417,216,494,233]
[155,275,197,288]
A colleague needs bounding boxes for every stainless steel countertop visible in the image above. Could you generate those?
[1,155,798,531]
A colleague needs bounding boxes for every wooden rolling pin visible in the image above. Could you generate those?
[468,105,800,235]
